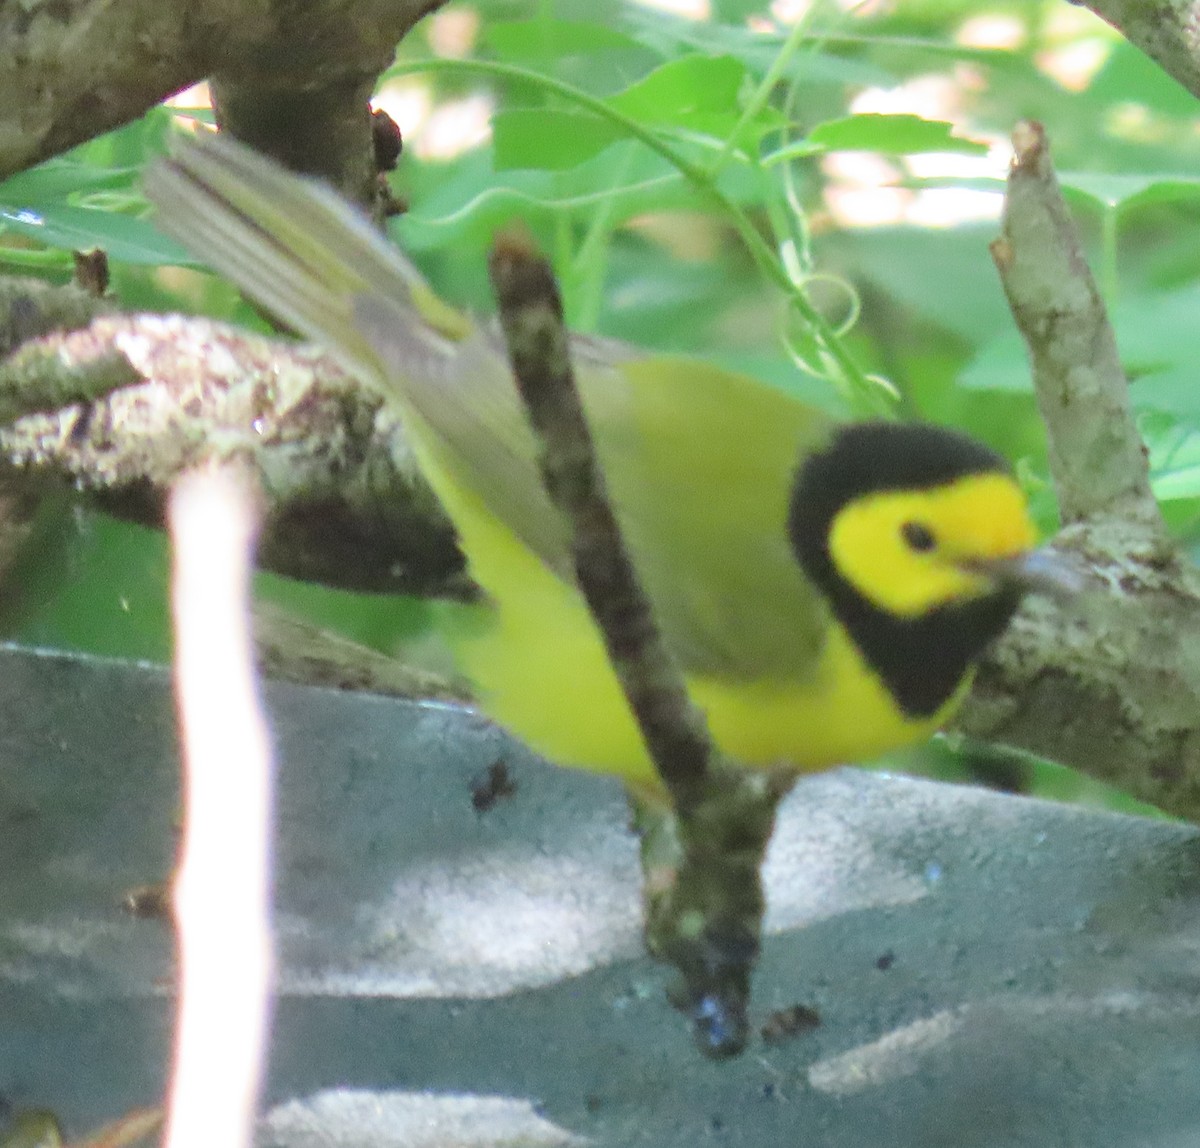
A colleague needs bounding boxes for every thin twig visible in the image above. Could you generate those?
[487,233,788,1058]
[487,232,718,809]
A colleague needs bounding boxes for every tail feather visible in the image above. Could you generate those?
[145,129,451,385]
[146,130,570,575]
[353,295,569,574]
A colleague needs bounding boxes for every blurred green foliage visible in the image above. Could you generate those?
[0,0,1195,813]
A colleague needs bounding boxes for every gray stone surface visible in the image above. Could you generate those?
[1,644,1200,1146]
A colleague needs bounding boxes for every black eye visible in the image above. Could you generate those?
[901,521,936,552]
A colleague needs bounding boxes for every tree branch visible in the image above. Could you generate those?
[990,119,1161,530]
[0,311,469,596]
[1074,0,1200,102]
[208,0,442,209]
[0,0,442,198]
[958,120,1200,819]
[0,277,117,360]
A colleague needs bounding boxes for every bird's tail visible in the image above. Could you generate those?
[144,129,468,389]
[145,129,568,573]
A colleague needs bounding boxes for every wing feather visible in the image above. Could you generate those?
[148,132,831,683]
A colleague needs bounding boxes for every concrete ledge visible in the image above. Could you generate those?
[1,645,1199,1146]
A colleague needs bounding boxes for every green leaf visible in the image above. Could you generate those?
[807,113,988,155]
[0,203,194,265]
[1118,177,1200,215]
[1144,417,1200,503]
[964,286,1200,418]
[959,331,1032,393]
[465,53,771,175]
[0,159,137,203]
[608,54,746,125]
[492,108,621,171]
[1057,172,1200,213]
[606,53,777,154]
[485,19,649,62]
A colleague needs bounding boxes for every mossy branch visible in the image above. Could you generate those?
[0,310,468,598]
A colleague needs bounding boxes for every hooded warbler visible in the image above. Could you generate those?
[146,134,1049,795]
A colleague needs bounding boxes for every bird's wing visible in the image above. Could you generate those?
[148,131,830,682]
[583,353,833,679]
[362,314,835,679]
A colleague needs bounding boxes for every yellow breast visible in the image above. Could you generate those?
[439,464,962,794]
[690,626,966,775]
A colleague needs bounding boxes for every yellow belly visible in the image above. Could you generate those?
[439,472,964,793]
[692,629,967,774]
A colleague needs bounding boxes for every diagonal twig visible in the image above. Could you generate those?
[487,232,791,1058]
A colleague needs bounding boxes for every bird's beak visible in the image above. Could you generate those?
[960,546,1081,602]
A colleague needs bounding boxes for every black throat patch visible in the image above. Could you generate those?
[788,422,1023,719]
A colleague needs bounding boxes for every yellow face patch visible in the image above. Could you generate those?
[828,472,1036,618]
